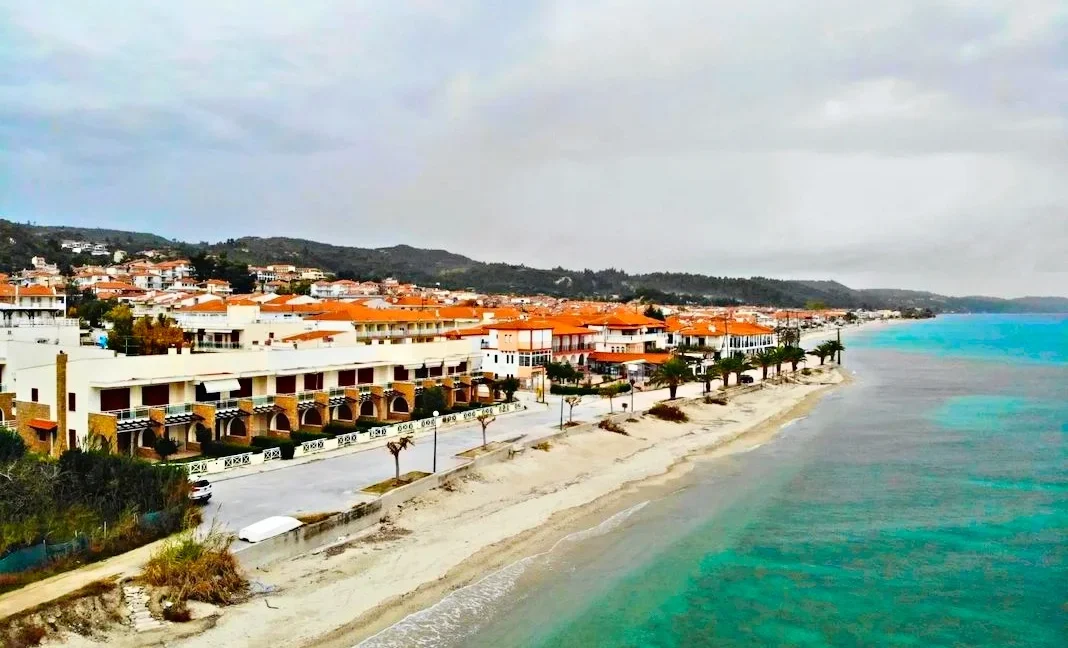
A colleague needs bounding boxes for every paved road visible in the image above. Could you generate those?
[204,381,708,538]
[205,326,864,539]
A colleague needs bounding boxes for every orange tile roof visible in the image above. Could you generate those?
[445,325,488,338]
[180,300,227,313]
[19,285,57,296]
[484,319,556,331]
[307,304,453,323]
[281,330,344,342]
[589,352,673,365]
[28,418,58,430]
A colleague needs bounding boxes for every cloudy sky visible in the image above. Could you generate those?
[2,1,1066,297]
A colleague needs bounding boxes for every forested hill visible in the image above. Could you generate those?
[5,220,1066,312]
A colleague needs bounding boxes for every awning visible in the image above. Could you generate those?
[28,418,57,430]
[198,378,241,393]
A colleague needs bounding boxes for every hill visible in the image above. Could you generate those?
[2,220,1065,312]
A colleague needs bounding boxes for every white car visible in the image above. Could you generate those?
[189,479,212,504]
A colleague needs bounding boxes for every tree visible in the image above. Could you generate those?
[476,411,496,447]
[598,383,623,413]
[497,376,520,403]
[752,349,777,381]
[648,357,692,400]
[105,304,136,353]
[770,346,785,377]
[824,339,845,364]
[77,291,117,329]
[808,343,832,366]
[781,346,807,372]
[643,305,665,321]
[154,436,179,463]
[0,427,27,462]
[719,356,754,387]
[412,386,448,420]
[776,325,801,347]
[132,314,185,355]
[386,435,415,481]
[564,395,582,422]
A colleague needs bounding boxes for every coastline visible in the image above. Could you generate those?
[55,368,848,648]
[326,369,850,648]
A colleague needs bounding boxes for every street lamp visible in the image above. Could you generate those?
[630,378,635,412]
[432,410,439,473]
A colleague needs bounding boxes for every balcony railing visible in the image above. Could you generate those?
[164,403,193,417]
[297,391,316,403]
[111,407,151,421]
[212,399,239,411]
[194,340,241,351]
[328,386,348,397]
[0,317,79,328]
[0,384,7,393]
[251,395,275,408]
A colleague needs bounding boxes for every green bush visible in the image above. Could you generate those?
[551,382,631,396]
[250,436,282,449]
[201,441,257,458]
[321,421,356,436]
[0,427,26,462]
[290,431,330,444]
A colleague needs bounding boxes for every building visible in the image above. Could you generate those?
[478,321,553,387]
[11,340,485,459]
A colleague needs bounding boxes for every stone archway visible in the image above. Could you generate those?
[390,396,409,414]
[359,400,376,417]
[454,388,468,403]
[302,408,323,426]
[271,412,291,431]
[334,403,354,421]
[227,418,247,437]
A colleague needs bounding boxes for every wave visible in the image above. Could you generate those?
[356,500,651,648]
[780,416,807,430]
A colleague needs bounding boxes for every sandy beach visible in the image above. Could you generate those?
[55,367,845,648]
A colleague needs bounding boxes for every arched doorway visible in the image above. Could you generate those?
[360,400,376,417]
[578,354,585,366]
[271,412,291,431]
[476,384,491,400]
[390,396,409,414]
[302,408,323,426]
[334,403,354,421]
[227,418,247,437]
[140,428,156,448]
[454,388,467,403]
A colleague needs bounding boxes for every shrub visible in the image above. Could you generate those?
[290,431,330,444]
[321,421,356,436]
[704,395,729,406]
[648,403,688,422]
[551,382,631,396]
[162,601,192,622]
[598,419,628,435]
[250,435,281,449]
[141,531,246,605]
[201,441,257,458]
[154,436,179,462]
[532,441,552,451]
[0,427,27,462]
[801,368,813,376]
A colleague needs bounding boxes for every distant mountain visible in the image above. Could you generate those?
[3,219,1065,312]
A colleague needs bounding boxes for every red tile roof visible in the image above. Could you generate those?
[589,352,673,365]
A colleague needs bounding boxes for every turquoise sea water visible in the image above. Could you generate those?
[359,315,1068,647]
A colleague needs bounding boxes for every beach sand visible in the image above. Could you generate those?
[56,368,845,648]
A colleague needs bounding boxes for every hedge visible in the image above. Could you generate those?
[201,440,259,458]
[251,436,296,459]
[290,431,331,444]
[550,382,632,396]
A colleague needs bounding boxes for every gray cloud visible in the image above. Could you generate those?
[1,0,1065,297]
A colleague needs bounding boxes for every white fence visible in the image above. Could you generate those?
[183,402,526,476]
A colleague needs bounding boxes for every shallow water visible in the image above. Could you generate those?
[358,315,1068,647]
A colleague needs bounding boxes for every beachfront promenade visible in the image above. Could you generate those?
[209,380,709,540]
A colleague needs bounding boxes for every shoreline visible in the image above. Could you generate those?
[312,371,849,648]
[54,368,848,648]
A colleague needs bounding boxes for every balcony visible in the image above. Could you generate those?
[164,403,193,417]
[211,398,240,411]
[0,317,79,328]
[250,395,276,408]
[297,391,317,403]
[111,407,151,422]
[194,340,241,351]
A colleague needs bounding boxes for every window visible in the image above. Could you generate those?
[357,368,375,384]
[36,428,48,442]
[141,384,170,407]
[100,387,131,411]
[338,369,356,387]
[232,378,253,399]
[494,355,498,363]
[303,372,324,391]
[31,388,38,402]
[68,393,76,412]
[393,366,409,382]
[276,375,297,394]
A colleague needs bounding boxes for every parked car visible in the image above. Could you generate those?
[189,479,212,504]
[739,374,755,384]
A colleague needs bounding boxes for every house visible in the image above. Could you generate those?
[478,320,554,387]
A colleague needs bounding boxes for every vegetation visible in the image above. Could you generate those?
[564,395,582,423]
[153,437,179,463]
[141,531,246,606]
[250,436,296,459]
[0,436,195,590]
[476,411,496,447]
[780,346,807,372]
[643,304,665,320]
[551,382,630,396]
[532,441,552,452]
[751,348,777,380]
[648,357,693,399]
[598,419,628,435]
[200,440,256,457]
[543,361,582,384]
[598,383,624,413]
[808,343,832,365]
[719,355,755,387]
[74,291,117,329]
[189,251,255,293]
[824,339,846,364]
[411,386,448,420]
[386,435,415,481]
[496,376,521,403]
[133,314,186,354]
[648,403,689,422]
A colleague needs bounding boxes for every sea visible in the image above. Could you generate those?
[357,315,1068,648]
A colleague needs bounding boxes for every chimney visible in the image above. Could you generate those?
[55,351,68,456]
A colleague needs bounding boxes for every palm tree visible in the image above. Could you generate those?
[751,349,776,381]
[720,356,754,387]
[711,359,732,388]
[781,346,807,372]
[824,339,845,364]
[808,344,830,366]
[386,435,415,482]
[770,346,785,377]
[648,357,693,400]
[598,383,622,412]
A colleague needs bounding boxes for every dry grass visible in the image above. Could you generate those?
[704,395,729,406]
[598,419,629,435]
[563,420,581,428]
[10,623,47,647]
[648,403,689,422]
[162,601,192,622]
[141,531,246,606]
[296,512,339,525]
[361,471,432,495]
[455,441,505,459]
[0,577,122,646]
[532,441,552,452]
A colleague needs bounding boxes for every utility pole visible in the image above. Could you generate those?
[836,326,843,364]
[559,395,564,430]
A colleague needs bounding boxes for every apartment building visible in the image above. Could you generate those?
[11,340,485,459]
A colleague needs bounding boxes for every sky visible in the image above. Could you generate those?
[1,1,1066,298]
